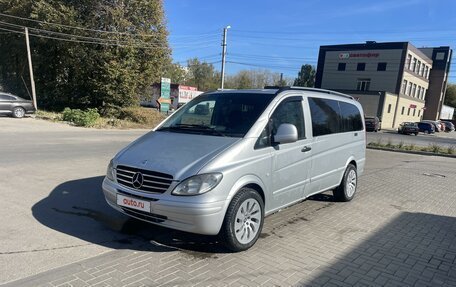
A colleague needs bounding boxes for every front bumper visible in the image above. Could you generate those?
[102,178,227,235]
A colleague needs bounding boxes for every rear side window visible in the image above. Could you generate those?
[339,102,363,132]
[309,97,362,136]
[308,98,341,136]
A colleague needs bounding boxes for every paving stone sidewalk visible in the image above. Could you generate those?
[3,150,456,287]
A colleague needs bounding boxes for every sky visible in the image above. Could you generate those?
[164,0,456,81]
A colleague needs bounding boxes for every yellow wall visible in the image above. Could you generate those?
[380,93,425,129]
[380,93,397,129]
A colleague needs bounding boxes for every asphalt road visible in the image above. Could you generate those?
[367,129,456,147]
[0,117,148,284]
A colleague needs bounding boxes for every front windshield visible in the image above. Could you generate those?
[157,92,275,137]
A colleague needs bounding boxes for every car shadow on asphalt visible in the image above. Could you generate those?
[32,176,228,254]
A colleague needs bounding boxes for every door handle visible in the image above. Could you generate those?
[301,146,312,152]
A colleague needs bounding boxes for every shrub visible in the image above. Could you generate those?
[447,145,455,155]
[118,107,165,126]
[62,108,100,127]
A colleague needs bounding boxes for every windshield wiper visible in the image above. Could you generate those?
[159,124,227,137]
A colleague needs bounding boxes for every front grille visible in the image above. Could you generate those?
[121,206,167,223]
[116,165,173,194]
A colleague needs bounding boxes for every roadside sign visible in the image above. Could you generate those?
[160,77,171,112]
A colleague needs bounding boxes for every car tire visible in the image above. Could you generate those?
[415,133,418,136]
[333,164,357,202]
[220,187,264,252]
[12,107,25,118]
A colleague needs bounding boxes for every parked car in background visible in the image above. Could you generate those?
[398,122,419,135]
[0,92,35,118]
[365,116,381,132]
[441,121,455,132]
[421,120,442,132]
[417,122,435,134]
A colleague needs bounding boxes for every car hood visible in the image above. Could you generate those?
[115,131,241,180]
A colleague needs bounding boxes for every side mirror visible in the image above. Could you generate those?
[274,123,298,144]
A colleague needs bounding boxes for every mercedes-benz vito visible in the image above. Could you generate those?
[102,87,366,251]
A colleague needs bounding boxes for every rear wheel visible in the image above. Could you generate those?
[12,107,25,118]
[220,188,264,252]
[333,164,357,202]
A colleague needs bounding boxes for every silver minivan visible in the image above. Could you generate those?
[103,87,366,251]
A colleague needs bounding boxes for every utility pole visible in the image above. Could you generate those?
[220,25,231,89]
[25,28,37,110]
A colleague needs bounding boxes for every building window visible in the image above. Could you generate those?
[436,52,445,60]
[338,63,346,71]
[411,57,417,71]
[423,89,427,99]
[407,82,413,95]
[402,80,408,94]
[418,110,421,117]
[387,104,392,113]
[408,108,410,116]
[412,84,417,97]
[356,79,370,91]
[417,86,421,99]
[401,106,405,115]
[420,64,425,76]
[357,63,366,71]
[416,60,421,74]
[413,109,416,116]
[377,62,387,71]
[407,54,412,69]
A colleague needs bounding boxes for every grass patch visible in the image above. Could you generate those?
[367,141,454,156]
[35,106,166,129]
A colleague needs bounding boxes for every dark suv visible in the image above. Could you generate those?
[0,93,35,118]
[417,122,435,134]
[398,122,419,135]
[365,116,381,132]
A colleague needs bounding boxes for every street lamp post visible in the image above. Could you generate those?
[220,25,231,89]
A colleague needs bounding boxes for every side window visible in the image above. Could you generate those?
[339,102,363,132]
[308,97,341,137]
[255,99,305,149]
[271,100,305,140]
[0,95,13,101]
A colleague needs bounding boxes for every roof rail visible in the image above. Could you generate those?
[266,86,354,100]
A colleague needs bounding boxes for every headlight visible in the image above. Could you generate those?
[172,173,223,196]
[106,159,116,181]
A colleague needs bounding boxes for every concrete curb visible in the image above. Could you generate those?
[367,146,456,158]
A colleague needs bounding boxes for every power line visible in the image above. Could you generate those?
[0,12,219,39]
[0,20,220,48]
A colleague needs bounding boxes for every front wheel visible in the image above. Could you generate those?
[220,188,264,252]
[333,164,357,202]
[12,107,25,118]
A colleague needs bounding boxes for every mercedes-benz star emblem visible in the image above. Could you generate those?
[132,172,144,189]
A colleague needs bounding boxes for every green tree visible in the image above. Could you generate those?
[293,64,316,87]
[184,58,219,91]
[444,84,456,107]
[0,0,170,111]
